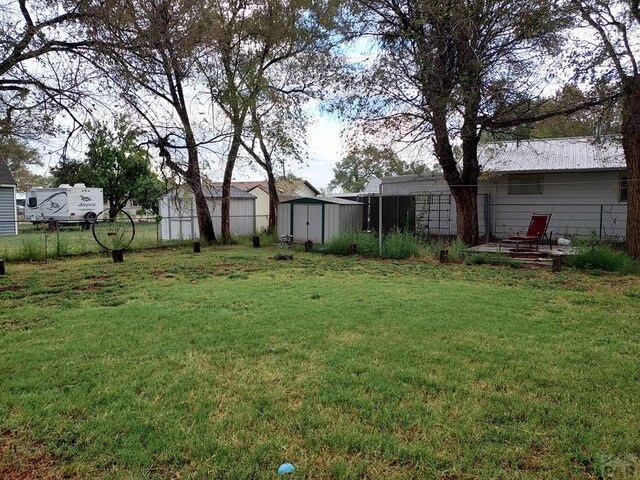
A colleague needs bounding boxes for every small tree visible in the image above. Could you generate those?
[328,146,425,193]
[52,118,163,218]
[0,136,48,190]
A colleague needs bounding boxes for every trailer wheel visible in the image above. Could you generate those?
[83,212,97,230]
[47,219,57,232]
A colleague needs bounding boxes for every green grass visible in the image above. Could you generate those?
[1,247,639,479]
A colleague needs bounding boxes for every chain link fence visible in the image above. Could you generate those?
[358,193,628,243]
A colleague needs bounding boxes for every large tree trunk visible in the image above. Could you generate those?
[451,185,479,246]
[431,106,481,245]
[185,142,216,243]
[621,76,640,257]
[221,131,242,244]
[266,168,279,233]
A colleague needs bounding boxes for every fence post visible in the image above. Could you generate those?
[56,226,60,257]
[599,204,604,240]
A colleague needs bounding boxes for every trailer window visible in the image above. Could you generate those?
[28,197,37,207]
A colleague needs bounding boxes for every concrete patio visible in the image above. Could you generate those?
[467,242,575,259]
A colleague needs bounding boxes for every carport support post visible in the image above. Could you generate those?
[378,184,383,255]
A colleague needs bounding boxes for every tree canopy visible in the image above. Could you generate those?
[51,119,165,217]
[328,146,426,193]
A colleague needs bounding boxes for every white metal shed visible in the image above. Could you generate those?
[277,197,363,243]
[158,186,256,241]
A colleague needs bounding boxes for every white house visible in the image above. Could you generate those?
[380,137,628,240]
[210,178,321,232]
[158,186,256,241]
[0,158,17,236]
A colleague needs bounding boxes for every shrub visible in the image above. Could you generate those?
[381,230,420,259]
[324,231,358,256]
[351,231,379,257]
[568,245,636,273]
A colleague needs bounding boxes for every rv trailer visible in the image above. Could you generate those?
[26,184,103,229]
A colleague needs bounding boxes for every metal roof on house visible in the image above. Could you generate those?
[279,196,363,205]
[479,137,625,174]
[0,158,16,185]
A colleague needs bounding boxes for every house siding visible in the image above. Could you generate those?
[480,171,627,239]
[0,186,17,236]
[379,170,627,240]
[249,187,270,232]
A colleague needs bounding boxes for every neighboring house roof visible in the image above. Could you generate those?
[165,186,255,199]
[209,178,321,196]
[279,196,363,205]
[276,178,321,196]
[0,158,16,186]
[480,137,625,174]
[203,185,255,198]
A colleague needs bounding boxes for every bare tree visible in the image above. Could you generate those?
[88,0,221,242]
[0,0,98,139]
[567,0,640,256]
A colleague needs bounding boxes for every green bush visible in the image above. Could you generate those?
[324,231,359,256]
[568,245,636,273]
[381,230,420,259]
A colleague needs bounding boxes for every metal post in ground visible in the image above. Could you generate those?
[378,184,383,255]
[0,259,5,275]
[599,204,604,240]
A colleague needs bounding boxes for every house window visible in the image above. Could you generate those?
[508,175,543,195]
[620,176,628,202]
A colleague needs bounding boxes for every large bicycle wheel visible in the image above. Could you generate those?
[92,209,136,251]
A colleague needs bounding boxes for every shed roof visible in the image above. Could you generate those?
[279,196,363,205]
[479,137,625,173]
[0,158,16,185]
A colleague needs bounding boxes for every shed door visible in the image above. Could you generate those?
[292,204,324,243]
[307,205,323,243]
[293,204,308,241]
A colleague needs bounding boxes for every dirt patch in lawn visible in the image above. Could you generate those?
[0,432,64,480]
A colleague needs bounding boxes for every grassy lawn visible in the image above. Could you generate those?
[0,246,639,479]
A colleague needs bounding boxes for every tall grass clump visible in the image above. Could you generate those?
[381,230,420,259]
[323,231,380,257]
[324,231,359,256]
[236,231,278,247]
[423,238,468,262]
[568,245,637,273]
[14,238,47,261]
